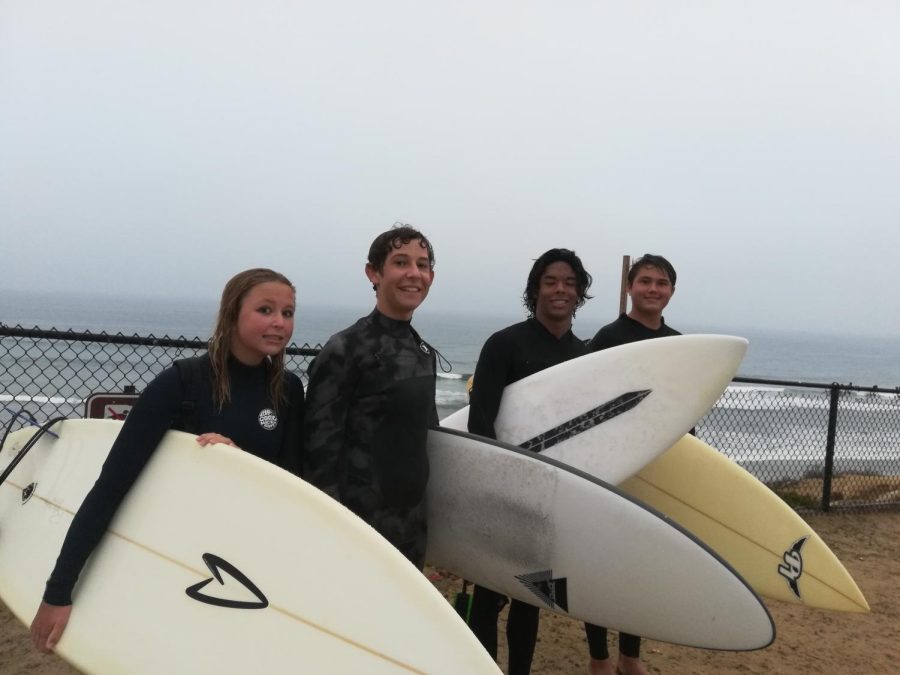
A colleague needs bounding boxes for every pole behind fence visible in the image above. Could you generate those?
[619,255,631,315]
[821,384,840,512]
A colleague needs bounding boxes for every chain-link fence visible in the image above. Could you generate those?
[0,325,317,425]
[3,324,899,513]
[696,377,900,513]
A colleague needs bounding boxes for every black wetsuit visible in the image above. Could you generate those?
[584,312,681,661]
[467,318,588,675]
[43,354,305,606]
[303,309,437,570]
[586,312,680,351]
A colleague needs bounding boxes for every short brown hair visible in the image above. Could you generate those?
[628,254,677,286]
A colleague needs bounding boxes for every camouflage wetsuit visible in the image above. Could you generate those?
[303,309,437,569]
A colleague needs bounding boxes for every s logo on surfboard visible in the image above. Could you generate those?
[777,537,808,599]
[186,553,269,609]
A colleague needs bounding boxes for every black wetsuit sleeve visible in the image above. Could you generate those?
[302,340,355,501]
[42,367,184,606]
[467,332,512,440]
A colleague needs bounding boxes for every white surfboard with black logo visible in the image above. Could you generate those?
[442,334,747,484]
[426,427,775,651]
[0,420,499,674]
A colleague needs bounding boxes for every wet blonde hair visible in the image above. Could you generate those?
[207,268,295,411]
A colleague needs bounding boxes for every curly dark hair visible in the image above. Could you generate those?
[367,223,435,274]
[523,248,593,318]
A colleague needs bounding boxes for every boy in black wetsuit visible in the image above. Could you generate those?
[467,248,593,675]
[588,253,680,351]
[303,225,437,570]
[584,253,680,675]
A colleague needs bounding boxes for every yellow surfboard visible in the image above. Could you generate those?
[621,435,869,613]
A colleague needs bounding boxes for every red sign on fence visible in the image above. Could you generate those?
[84,393,140,420]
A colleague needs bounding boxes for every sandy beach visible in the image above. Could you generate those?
[2,508,898,674]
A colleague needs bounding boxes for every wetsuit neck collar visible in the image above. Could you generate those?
[623,312,668,331]
[527,316,576,342]
[368,308,413,335]
[227,353,270,375]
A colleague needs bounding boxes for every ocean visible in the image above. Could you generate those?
[3,290,900,464]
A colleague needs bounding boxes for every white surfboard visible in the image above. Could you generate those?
[426,427,775,651]
[442,335,747,484]
[0,420,500,675]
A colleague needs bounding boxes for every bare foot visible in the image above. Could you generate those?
[588,657,616,675]
[616,655,649,675]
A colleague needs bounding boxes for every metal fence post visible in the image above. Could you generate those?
[821,384,840,512]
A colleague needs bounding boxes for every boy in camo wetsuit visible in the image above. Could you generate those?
[303,225,438,569]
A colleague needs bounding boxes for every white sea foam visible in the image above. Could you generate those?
[1,393,84,405]
[715,385,900,413]
[435,388,468,407]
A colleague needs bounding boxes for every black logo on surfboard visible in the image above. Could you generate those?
[777,537,808,599]
[519,390,651,453]
[185,553,268,609]
[516,570,568,611]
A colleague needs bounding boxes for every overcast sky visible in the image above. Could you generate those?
[2,1,898,337]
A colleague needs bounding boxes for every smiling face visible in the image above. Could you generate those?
[230,281,296,365]
[627,264,674,320]
[366,238,435,321]
[534,261,578,329]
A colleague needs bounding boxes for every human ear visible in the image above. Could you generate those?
[365,262,380,291]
